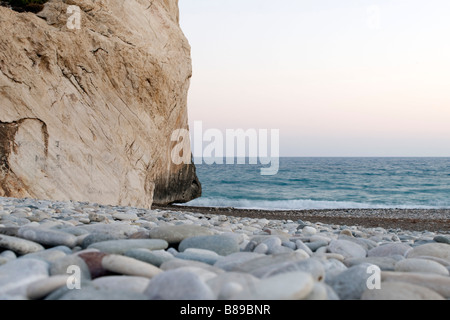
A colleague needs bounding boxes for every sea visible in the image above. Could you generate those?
[182,158,450,210]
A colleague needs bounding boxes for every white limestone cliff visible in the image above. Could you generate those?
[0,0,201,207]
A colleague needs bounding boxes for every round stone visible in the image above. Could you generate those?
[262,237,282,251]
[26,275,69,300]
[295,240,313,256]
[306,240,329,252]
[344,256,403,271]
[101,254,162,278]
[179,235,239,256]
[233,251,308,274]
[302,226,317,236]
[305,282,328,300]
[368,243,412,257]
[407,243,450,262]
[57,227,89,237]
[161,258,224,275]
[328,240,367,259]
[57,285,147,300]
[381,271,450,298]
[81,233,120,249]
[253,243,268,254]
[216,282,243,300]
[254,257,325,282]
[79,223,139,238]
[128,231,150,239]
[233,271,314,300]
[362,281,445,300]
[338,235,377,251]
[310,235,332,243]
[50,255,91,282]
[213,252,265,271]
[0,227,20,237]
[0,234,44,255]
[434,235,450,245]
[293,249,310,260]
[395,258,449,276]
[125,249,174,267]
[176,248,221,265]
[18,227,78,248]
[148,225,214,244]
[112,212,138,221]
[19,247,67,263]
[206,272,260,300]
[0,250,16,261]
[340,229,353,237]
[88,239,168,254]
[282,240,297,250]
[144,269,216,300]
[0,258,49,297]
[92,276,150,294]
[78,252,110,279]
[327,263,373,300]
[322,258,348,283]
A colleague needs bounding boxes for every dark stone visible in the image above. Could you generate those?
[0,227,19,237]
[78,252,109,279]
[434,236,450,245]
[129,231,150,239]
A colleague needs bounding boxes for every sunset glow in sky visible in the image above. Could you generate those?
[179,0,450,156]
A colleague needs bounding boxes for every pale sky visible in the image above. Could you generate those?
[179,0,450,157]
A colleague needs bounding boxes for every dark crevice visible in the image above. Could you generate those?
[0,0,48,13]
[153,160,202,205]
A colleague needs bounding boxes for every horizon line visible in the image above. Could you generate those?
[194,156,450,159]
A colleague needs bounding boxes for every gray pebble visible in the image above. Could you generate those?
[344,256,404,271]
[92,276,150,294]
[232,271,314,300]
[88,239,168,254]
[395,258,449,276]
[50,255,91,281]
[368,243,412,257]
[0,234,45,255]
[125,249,174,267]
[58,285,148,300]
[327,263,373,300]
[144,269,216,300]
[206,272,260,300]
[434,235,450,245]
[148,225,214,244]
[214,252,265,272]
[0,258,49,297]
[176,248,222,265]
[253,243,268,254]
[81,233,120,249]
[232,252,308,273]
[295,240,313,256]
[18,227,78,248]
[179,235,239,256]
[252,257,325,282]
[19,247,67,263]
[328,240,367,259]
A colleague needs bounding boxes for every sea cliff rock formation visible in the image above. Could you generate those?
[0,0,201,207]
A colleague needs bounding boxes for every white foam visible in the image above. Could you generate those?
[179,197,445,210]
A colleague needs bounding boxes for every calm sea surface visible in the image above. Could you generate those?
[183,158,450,210]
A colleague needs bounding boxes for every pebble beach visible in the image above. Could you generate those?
[1,196,449,300]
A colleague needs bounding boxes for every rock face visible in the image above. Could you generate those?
[0,0,201,207]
